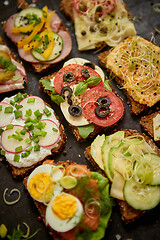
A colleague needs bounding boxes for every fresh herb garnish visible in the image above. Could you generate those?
[0,56,17,71]
[75,76,101,96]
[51,94,65,105]
[40,78,57,93]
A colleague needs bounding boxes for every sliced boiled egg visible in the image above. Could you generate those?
[46,192,83,232]
[27,164,63,203]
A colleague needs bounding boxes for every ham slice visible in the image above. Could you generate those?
[18,30,72,64]
[4,10,72,68]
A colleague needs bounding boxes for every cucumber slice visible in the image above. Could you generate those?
[31,32,63,62]
[134,153,160,186]
[124,178,160,210]
[14,7,43,28]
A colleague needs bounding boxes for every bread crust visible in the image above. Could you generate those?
[39,73,124,142]
[84,129,160,223]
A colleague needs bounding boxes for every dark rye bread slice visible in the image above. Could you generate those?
[98,50,147,115]
[39,73,124,142]
[2,0,71,73]
[84,129,160,223]
[23,160,76,240]
[2,100,67,179]
[140,111,160,148]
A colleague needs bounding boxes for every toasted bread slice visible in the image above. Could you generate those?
[0,94,67,178]
[85,129,160,223]
[99,36,160,115]
[140,111,160,148]
[39,70,124,142]
[2,2,72,73]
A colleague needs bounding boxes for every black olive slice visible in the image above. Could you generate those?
[81,68,90,78]
[95,105,110,118]
[60,86,73,99]
[68,105,82,117]
[63,72,75,83]
[83,62,95,70]
[97,96,111,107]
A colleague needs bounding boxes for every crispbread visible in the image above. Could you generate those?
[99,36,160,115]
[85,129,160,223]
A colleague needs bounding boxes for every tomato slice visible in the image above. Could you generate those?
[81,86,124,127]
[72,0,117,18]
[54,64,102,94]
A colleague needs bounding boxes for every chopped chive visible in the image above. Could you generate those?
[15,146,22,152]
[15,128,22,134]
[25,109,32,117]
[10,100,15,106]
[41,130,47,137]
[21,152,28,158]
[14,154,20,162]
[34,144,40,151]
[0,150,5,156]
[27,97,35,103]
[8,134,23,141]
[21,128,27,135]
[23,93,28,98]
[52,127,58,132]
[43,107,51,117]
[35,121,46,130]
[0,129,4,135]
[14,92,23,102]
[6,124,13,130]
[32,136,39,143]
[34,47,43,54]
[26,146,33,152]
[25,138,31,144]
[14,110,22,119]
[34,109,42,120]
[4,106,13,113]
[15,104,23,109]
[0,105,2,111]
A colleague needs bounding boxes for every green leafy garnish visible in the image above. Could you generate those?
[14,93,24,103]
[5,106,13,113]
[34,144,40,151]
[15,146,22,153]
[14,154,20,162]
[75,76,101,96]
[104,80,112,91]
[0,56,17,71]
[52,127,58,132]
[25,109,32,117]
[0,105,2,111]
[51,94,65,105]
[34,47,43,54]
[40,78,57,93]
[78,124,95,139]
[14,110,22,119]
[43,107,51,117]
[6,124,13,130]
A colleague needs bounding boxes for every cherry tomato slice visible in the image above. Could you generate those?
[81,86,124,127]
[54,64,102,94]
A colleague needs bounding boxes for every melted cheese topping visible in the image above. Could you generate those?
[106,36,160,107]
[73,0,136,50]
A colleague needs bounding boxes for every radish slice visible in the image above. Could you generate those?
[19,96,46,120]
[38,119,60,147]
[1,125,30,153]
[0,102,14,128]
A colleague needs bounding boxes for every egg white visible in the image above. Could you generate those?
[45,192,83,232]
[27,164,63,202]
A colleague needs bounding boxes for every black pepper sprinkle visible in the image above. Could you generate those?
[141,92,143,94]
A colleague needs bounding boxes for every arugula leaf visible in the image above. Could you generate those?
[78,124,95,139]
[51,94,64,105]
[7,228,23,240]
[40,78,57,93]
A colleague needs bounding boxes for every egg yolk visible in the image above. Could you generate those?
[28,172,54,201]
[52,194,78,220]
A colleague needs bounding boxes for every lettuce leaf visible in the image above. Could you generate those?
[77,172,112,240]
[78,124,95,139]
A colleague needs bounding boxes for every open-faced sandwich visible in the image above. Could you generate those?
[140,111,160,148]
[23,160,112,240]
[85,129,160,223]
[39,58,124,142]
[0,36,27,93]
[60,0,136,51]
[0,92,66,178]
[3,4,72,72]
[99,35,160,115]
